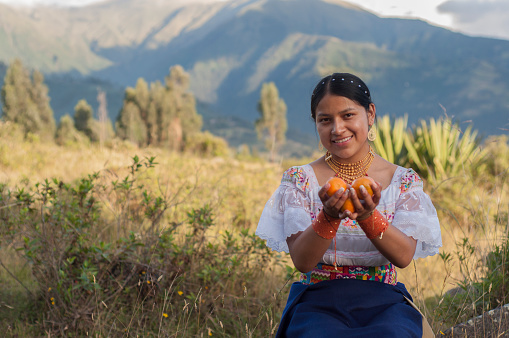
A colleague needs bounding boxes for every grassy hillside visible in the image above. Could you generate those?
[0,126,508,335]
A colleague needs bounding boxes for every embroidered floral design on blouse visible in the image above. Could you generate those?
[342,217,357,230]
[282,167,310,194]
[310,211,318,221]
[378,209,395,222]
[399,168,423,194]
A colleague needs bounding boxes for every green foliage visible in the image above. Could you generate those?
[116,66,204,151]
[435,233,509,326]
[407,118,484,183]
[372,114,410,166]
[30,70,55,137]
[55,114,90,146]
[185,131,230,157]
[0,156,284,336]
[73,99,115,144]
[0,59,56,140]
[165,65,203,147]
[115,99,147,146]
[373,115,485,185]
[74,99,99,141]
[255,82,287,161]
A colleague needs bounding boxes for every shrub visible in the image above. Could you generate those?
[185,131,230,157]
[435,233,509,326]
[406,117,484,183]
[55,114,90,147]
[372,114,410,167]
[0,155,285,336]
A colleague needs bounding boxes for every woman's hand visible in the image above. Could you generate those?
[318,181,351,219]
[348,181,382,221]
[319,179,382,220]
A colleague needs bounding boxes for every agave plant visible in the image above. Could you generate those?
[405,117,484,183]
[372,114,411,167]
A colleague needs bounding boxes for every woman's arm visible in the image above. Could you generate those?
[350,184,417,268]
[286,228,332,273]
[287,179,418,272]
[369,226,417,268]
[287,183,354,273]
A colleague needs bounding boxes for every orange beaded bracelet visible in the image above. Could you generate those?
[312,210,342,240]
[357,209,389,239]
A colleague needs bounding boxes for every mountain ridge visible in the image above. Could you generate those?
[1,0,508,144]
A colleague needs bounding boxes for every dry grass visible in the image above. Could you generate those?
[1,135,508,335]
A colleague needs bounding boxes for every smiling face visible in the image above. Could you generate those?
[315,94,375,163]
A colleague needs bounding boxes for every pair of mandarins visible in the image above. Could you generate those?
[325,176,375,213]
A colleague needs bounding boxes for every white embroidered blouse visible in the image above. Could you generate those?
[256,164,442,267]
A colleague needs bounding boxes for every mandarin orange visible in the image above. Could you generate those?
[352,176,375,199]
[340,198,355,213]
[326,177,348,197]
[325,177,355,213]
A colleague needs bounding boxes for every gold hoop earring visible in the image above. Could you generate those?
[368,125,377,142]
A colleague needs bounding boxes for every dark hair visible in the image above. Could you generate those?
[310,73,373,120]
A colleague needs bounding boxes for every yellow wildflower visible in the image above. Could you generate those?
[178,291,183,296]
[147,281,151,284]
[163,313,168,318]
[48,287,52,292]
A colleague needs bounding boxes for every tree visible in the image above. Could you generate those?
[96,88,115,146]
[161,65,202,150]
[115,65,202,150]
[116,100,147,146]
[0,58,55,140]
[74,99,100,142]
[255,82,287,161]
[31,69,56,138]
[55,114,89,146]
[116,86,148,146]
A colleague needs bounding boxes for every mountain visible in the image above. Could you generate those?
[1,0,508,147]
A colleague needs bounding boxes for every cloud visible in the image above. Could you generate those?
[437,0,509,39]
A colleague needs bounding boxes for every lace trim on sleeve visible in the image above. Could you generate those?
[393,190,442,259]
[255,167,314,253]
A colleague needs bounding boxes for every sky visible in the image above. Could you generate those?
[1,0,508,40]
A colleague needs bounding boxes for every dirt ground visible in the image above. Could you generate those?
[439,304,509,337]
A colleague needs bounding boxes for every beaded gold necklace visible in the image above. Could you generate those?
[325,146,375,184]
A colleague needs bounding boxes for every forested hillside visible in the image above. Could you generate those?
[1,0,508,140]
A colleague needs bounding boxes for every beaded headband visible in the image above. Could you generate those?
[313,75,371,100]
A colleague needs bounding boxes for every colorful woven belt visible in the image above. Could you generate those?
[300,263,397,286]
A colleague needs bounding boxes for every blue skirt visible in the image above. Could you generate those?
[277,279,423,337]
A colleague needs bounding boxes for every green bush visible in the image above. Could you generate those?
[406,118,484,183]
[55,114,90,147]
[185,131,230,157]
[435,232,509,326]
[0,156,286,336]
[372,114,410,166]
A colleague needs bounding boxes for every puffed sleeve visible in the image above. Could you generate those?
[255,166,315,253]
[392,169,442,259]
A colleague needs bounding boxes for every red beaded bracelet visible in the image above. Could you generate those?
[357,209,389,239]
[312,210,342,240]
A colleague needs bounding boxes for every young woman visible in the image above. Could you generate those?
[256,73,442,337]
